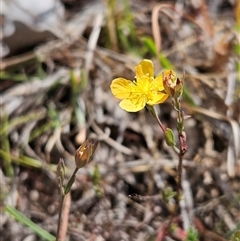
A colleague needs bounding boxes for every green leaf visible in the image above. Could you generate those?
[89,165,103,197]
[162,186,176,203]
[182,86,196,107]
[159,53,174,69]
[70,68,87,94]
[0,150,56,171]
[235,23,240,32]
[236,62,240,83]
[141,37,157,56]
[0,111,46,136]
[1,110,14,177]
[185,227,199,241]
[234,44,240,55]
[4,205,55,241]
[231,231,240,241]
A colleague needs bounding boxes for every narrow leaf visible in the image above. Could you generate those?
[5,205,55,241]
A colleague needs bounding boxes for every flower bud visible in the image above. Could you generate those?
[174,78,183,99]
[164,128,176,146]
[163,70,183,99]
[75,140,98,168]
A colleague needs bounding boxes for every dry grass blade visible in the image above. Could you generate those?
[85,12,104,79]
[1,68,69,104]
[91,121,135,156]
[151,2,204,63]
[66,0,105,40]
[185,104,240,177]
[151,3,174,59]
[0,52,35,70]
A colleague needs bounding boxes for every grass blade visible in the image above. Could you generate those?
[4,205,55,241]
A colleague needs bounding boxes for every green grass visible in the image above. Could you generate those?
[4,205,56,241]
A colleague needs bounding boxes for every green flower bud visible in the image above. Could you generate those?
[164,128,176,146]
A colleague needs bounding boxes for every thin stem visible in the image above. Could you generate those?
[167,149,183,229]
[56,167,78,240]
[149,105,180,154]
[175,98,184,206]
[167,98,186,229]
[176,147,183,207]
[56,195,65,241]
[155,113,166,133]
[149,102,185,222]
[151,105,166,133]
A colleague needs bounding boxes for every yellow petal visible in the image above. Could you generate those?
[152,74,164,91]
[110,78,136,99]
[147,92,168,105]
[147,74,169,105]
[119,95,147,112]
[135,59,154,79]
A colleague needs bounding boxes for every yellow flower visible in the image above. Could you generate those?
[110,59,169,112]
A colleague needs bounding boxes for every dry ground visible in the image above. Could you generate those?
[1,0,240,240]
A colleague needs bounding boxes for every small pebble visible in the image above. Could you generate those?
[29,190,39,201]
